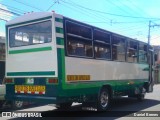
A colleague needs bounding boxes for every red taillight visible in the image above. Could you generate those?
[47,78,58,84]
[5,78,14,84]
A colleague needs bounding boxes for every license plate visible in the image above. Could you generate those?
[15,85,45,93]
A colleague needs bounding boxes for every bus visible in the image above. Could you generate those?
[5,12,154,111]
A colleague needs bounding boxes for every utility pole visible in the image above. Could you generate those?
[148,20,151,46]
[148,20,160,45]
[147,20,160,91]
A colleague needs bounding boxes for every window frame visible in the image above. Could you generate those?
[138,42,148,63]
[9,20,52,48]
[64,18,149,64]
[65,20,93,58]
[127,39,138,63]
[94,29,111,60]
[112,35,126,62]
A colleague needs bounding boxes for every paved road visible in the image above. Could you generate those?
[0,84,160,120]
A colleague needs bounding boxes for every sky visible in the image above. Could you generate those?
[0,0,160,45]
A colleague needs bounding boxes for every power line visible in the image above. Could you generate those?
[46,0,59,11]
[61,0,160,20]
[0,3,27,14]
[60,0,150,41]
[0,13,13,18]
[62,0,111,21]
[127,0,151,18]
[12,0,43,11]
[81,20,149,25]
[60,1,112,24]
[106,0,132,15]
[0,18,8,21]
[0,8,21,16]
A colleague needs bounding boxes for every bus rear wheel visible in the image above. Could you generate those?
[12,101,23,109]
[97,87,111,111]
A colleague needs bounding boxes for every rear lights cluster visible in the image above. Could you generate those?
[5,78,14,84]
[47,78,58,84]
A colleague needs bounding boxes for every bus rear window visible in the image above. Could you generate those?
[9,20,52,47]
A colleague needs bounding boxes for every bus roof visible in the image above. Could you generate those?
[6,12,147,44]
[6,12,53,26]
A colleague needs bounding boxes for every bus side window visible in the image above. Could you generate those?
[127,40,138,63]
[67,42,74,55]
[139,43,147,63]
[112,46,117,60]
[86,46,93,57]
[66,21,93,58]
[94,29,111,60]
[95,45,111,59]
[112,36,125,61]
[75,44,85,56]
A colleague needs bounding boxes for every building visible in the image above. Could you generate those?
[0,36,5,84]
[154,46,160,84]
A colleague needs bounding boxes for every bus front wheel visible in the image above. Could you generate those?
[97,87,111,111]
[137,87,146,101]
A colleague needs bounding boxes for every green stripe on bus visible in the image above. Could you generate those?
[9,47,52,54]
[56,27,64,34]
[55,18,63,23]
[56,37,64,45]
[7,71,55,76]
[6,26,8,52]
[57,48,66,87]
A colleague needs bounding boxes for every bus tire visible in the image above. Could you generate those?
[97,87,111,111]
[12,101,23,109]
[137,87,146,101]
[56,102,72,110]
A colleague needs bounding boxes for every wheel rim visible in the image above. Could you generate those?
[15,101,23,108]
[100,91,108,108]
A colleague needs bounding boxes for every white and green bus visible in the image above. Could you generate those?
[5,12,154,111]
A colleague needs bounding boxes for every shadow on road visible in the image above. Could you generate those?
[32,97,160,116]
[3,97,160,119]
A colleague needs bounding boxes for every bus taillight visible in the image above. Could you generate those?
[47,78,58,84]
[5,78,14,84]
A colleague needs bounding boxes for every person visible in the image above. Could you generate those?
[86,46,93,57]
[67,42,74,55]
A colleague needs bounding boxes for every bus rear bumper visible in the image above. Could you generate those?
[6,95,58,104]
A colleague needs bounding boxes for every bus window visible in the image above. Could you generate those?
[138,43,147,63]
[112,36,125,61]
[95,44,111,59]
[66,21,93,57]
[127,40,138,62]
[9,20,52,47]
[67,36,93,57]
[94,30,111,59]
[66,21,92,39]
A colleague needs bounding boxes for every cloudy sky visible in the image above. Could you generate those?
[0,0,160,45]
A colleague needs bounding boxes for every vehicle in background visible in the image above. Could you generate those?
[0,61,23,109]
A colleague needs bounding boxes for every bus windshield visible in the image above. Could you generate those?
[9,20,52,47]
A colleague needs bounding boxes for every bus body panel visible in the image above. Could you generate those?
[5,12,153,105]
[5,13,61,103]
[65,57,148,81]
[6,14,58,78]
